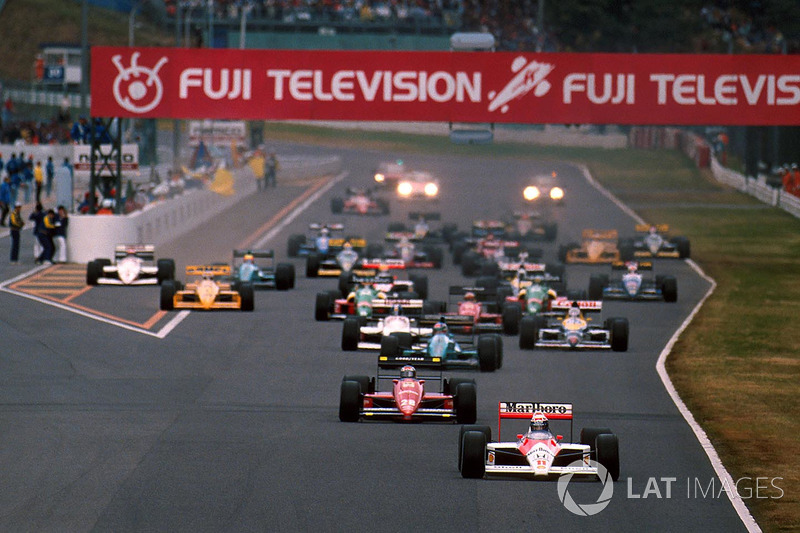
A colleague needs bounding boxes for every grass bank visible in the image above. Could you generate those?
[262,122,800,532]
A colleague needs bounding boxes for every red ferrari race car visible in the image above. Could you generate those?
[331,187,390,215]
[338,355,477,423]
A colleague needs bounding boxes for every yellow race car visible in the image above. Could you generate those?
[160,265,254,311]
[558,229,621,264]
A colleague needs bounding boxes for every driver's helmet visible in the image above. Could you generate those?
[343,242,352,250]
[531,273,544,284]
[243,253,254,263]
[517,267,526,278]
[433,322,448,335]
[486,233,495,241]
[400,365,416,379]
[320,227,329,236]
[627,263,637,274]
[648,225,657,235]
[392,303,403,315]
[530,412,549,432]
[568,305,581,319]
[463,291,476,301]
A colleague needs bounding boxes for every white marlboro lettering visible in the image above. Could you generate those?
[266,69,482,104]
[179,68,252,100]
[562,73,635,104]
[650,73,800,106]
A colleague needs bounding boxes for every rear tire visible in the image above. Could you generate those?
[306,253,321,278]
[580,426,613,460]
[315,292,331,321]
[661,276,678,302]
[156,258,175,284]
[408,274,428,300]
[338,380,361,422]
[610,318,629,351]
[341,317,361,351]
[596,433,620,482]
[86,260,101,285]
[455,383,477,424]
[477,334,498,372]
[519,315,544,350]
[239,282,255,311]
[287,234,305,257]
[588,274,605,300]
[380,335,400,357]
[160,280,176,311]
[390,331,413,350]
[502,303,521,335]
[460,431,487,479]
[275,263,293,291]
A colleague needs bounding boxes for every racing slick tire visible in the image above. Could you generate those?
[338,272,353,297]
[331,197,344,214]
[343,374,371,395]
[595,433,620,482]
[458,425,491,471]
[275,263,294,291]
[445,378,475,396]
[674,236,691,259]
[287,234,306,257]
[380,335,400,357]
[610,317,629,352]
[460,431,487,479]
[315,292,332,321]
[95,258,112,269]
[661,276,678,302]
[580,427,614,461]
[546,262,566,280]
[502,304,521,335]
[409,274,428,300]
[557,243,578,263]
[156,258,176,285]
[390,332,413,350]
[86,260,101,285]
[455,383,477,424]
[489,333,503,369]
[341,317,361,351]
[588,274,606,300]
[239,283,255,311]
[306,253,321,278]
[480,261,499,277]
[423,300,446,314]
[477,334,498,372]
[160,280,176,311]
[519,315,545,350]
[339,380,361,422]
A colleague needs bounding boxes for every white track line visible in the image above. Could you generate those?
[579,164,760,533]
[252,171,347,248]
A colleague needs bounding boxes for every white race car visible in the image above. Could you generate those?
[459,402,619,481]
[396,171,440,200]
[87,244,175,286]
[341,311,433,351]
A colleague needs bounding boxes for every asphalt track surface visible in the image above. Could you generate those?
[0,142,748,532]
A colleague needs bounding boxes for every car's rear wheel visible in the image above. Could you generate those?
[458,425,491,471]
[338,380,361,422]
[306,253,321,278]
[610,318,629,351]
[477,334,498,372]
[588,274,605,300]
[460,431,487,479]
[314,292,331,321]
[662,276,678,302]
[287,234,305,257]
[156,258,175,284]
[519,315,544,350]
[390,331,413,350]
[275,263,293,291]
[380,335,400,357]
[596,433,620,481]
[445,378,475,395]
[160,280,176,311]
[341,317,361,351]
[86,260,100,285]
[408,274,428,300]
[239,282,255,311]
[455,383,477,424]
[580,427,613,460]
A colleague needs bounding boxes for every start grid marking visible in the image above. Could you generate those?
[1,263,188,338]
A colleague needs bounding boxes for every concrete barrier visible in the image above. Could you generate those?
[67,154,341,263]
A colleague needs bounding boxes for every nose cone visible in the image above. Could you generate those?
[567,333,580,348]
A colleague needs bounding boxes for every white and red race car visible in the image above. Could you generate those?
[87,244,174,286]
[459,401,619,481]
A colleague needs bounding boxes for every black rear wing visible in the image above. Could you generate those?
[612,260,652,271]
[408,211,441,221]
[233,249,275,259]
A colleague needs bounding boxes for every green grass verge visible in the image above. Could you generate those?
[262,121,800,532]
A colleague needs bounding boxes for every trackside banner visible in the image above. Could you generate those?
[91,47,800,125]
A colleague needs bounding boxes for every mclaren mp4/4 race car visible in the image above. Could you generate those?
[619,224,691,260]
[87,244,175,286]
[339,354,477,423]
[341,308,433,351]
[588,261,677,302]
[160,265,254,311]
[459,402,620,481]
[518,299,629,351]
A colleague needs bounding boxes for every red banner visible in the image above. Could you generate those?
[91,47,800,125]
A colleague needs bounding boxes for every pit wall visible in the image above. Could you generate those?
[67,154,342,263]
